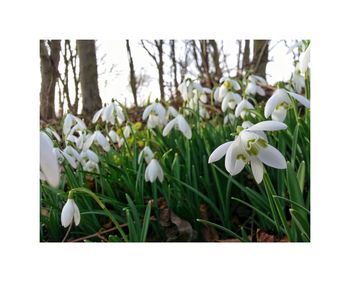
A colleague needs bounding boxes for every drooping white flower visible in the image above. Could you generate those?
[223,113,235,125]
[291,63,305,93]
[61,198,80,228]
[63,114,86,137]
[145,159,164,183]
[216,78,241,102]
[264,88,310,122]
[40,132,60,188]
[95,131,111,152]
[245,82,265,96]
[208,121,287,183]
[142,102,166,129]
[162,114,192,139]
[93,102,125,125]
[300,44,310,75]
[167,106,178,119]
[221,92,242,112]
[235,99,255,119]
[138,146,154,164]
[178,79,194,101]
[45,128,61,142]
[123,125,131,139]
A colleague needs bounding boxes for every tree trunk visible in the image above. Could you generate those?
[155,40,165,100]
[199,40,212,88]
[242,40,250,72]
[126,40,138,107]
[40,40,61,121]
[252,40,269,79]
[209,40,222,83]
[76,40,102,118]
[170,40,180,98]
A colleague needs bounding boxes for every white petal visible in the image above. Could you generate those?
[257,145,287,169]
[86,149,99,163]
[247,121,288,132]
[214,87,220,102]
[108,130,118,143]
[123,126,131,138]
[142,104,153,120]
[232,159,245,175]
[156,161,164,182]
[271,107,288,122]
[177,115,192,139]
[225,140,239,175]
[92,108,103,123]
[40,132,60,188]
[264,89,290,118]
[250,157,264,184]
[83,132,96,151]
[300,44,310,74]
[61,199,74,228]
[287,91,310,108]
[155,103,166,121]
[102,103,114,122]
[63,114,73,136]
[208,141,233,163]
[231,80,241,90]
[73,201,81,226]
[62,150,78,169]
[256,86,265,96]
[147,160,158,182]
[162,118,177,136]
[235,99,254,118]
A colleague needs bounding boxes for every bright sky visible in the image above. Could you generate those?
[58,40,297,112]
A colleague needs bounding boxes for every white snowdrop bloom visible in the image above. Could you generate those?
[249,75,267,85]
[86,149,99,163]
[235,99,255,119]
[224,113,235,125]
[123,125,131,139]
[300,44,310,74]
[142,102,166,129]
[63,114,86,136]
[61,198,80,228]
[93,102,125,125]
[40,132,60,188]
[178,79,194,101]
[291,64,305,93]
[167,106,178,120]
[63,113,74,136]
[145,159,164,183]
[163,114,192,139]
[217,78,241,102]
[199,106,210,119]
[138,146,154,164]
[95,131,111,152]
[108,130,118,143]
[245,82,265,96]
[83,160,100,173]
[264,88,310,122]
[286,41,303,54]
[208,121,287,183]
[61,146,81,169]
[221,92,242,112]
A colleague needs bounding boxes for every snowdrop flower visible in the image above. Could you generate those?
[221,92,242,112]
[178,78,195,101]
[208,121,287,183]
[138,146,154,164]
[167,106,178,118]
[61,146,80,169]
[163,114,192,139]
[94,131,111,152]
[145,159,164,183]
[291,63,305,93]
[245,82,265,96]
[40,132,60,188]
[61,198,80,228]
[63,113,86,137]
[264,88,310,122]
[93,101,125,125]
[79,150,100,173]
[235,99,255,119]
[215,78,241,102]
[299,44,310,75]
[123,125,131,139]
[142,101,166,129]
[224,113,235,125]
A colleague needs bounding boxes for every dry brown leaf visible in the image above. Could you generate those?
[199,204,219,242]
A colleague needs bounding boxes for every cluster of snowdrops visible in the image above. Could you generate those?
[40,43,310,242]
